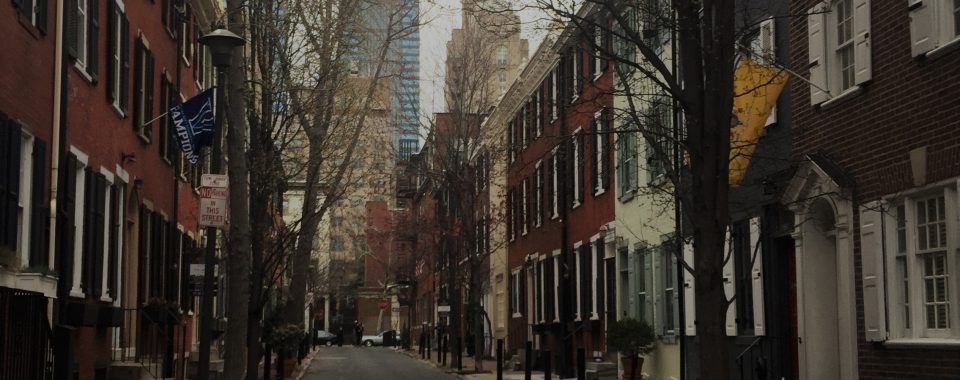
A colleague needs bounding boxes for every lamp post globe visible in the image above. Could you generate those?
[199,28,245,68]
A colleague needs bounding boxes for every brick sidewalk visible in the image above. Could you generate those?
[400,346,545,380]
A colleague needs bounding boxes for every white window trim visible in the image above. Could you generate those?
[572,127,583,208]
[99,168,115,302]
[551,69,558,121]
[535,161,543,228]
[111,3,125,113]
[594,111,605,195]
[574,241,583,321]
[112,180,125,307]
[551,148,559,219]
[553,249,561,322]
[75,0,89,71]
[69,147,89,298]
[511,270,522,318]
[590,235,601,320]
[881,181,960,341]
[593,24,603,80]
[539,254,546,324]
[521,179,529,236]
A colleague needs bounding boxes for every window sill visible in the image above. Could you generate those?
[512,313,522,319]
[73,65,96,85]
[137,133,152,144]
[594,188,606,197]
[883,338,960,349]
[819,85,863,110]
[69,289,86,299]
[100,295,114,303]
[111,104,126,119]
[926,37,960,60]
[619,191,635,203]
[17,14,44,39]
[572,202,582,209]
[551,214,559,220]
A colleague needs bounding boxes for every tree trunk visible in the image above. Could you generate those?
[223,0,252,377]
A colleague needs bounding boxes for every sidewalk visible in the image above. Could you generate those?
[399,346,545,380]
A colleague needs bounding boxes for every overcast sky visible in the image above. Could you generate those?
[418,0,548,135]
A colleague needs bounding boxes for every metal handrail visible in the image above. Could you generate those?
[735,336,763,362]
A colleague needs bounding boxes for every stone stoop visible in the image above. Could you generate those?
[585,362,617,380]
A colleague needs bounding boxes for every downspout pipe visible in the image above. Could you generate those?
[53,0,73,378]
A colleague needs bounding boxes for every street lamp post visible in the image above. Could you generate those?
[197,28,244,380]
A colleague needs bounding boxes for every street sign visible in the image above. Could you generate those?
[199,174,229,228]
[437,305,451,313]
[378,299,389,310]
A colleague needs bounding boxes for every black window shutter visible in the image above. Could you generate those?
[92,174,106,298]
[1,119,22,252]
[145,54,155,140]
[29,139,48,267]
[161,0,169,27]
[133,39,143,130]
[87,0,99,82]
[595,242,604,318]
[602,110,611,191]
[60,156,79,287]
[106,0,116,103]
[120,17,130,113]
[107,183,119,299]
[590,118,598,193]
[36,0,48,34]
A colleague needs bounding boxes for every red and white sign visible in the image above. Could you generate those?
[378,299,389,310]
[200,174,229,228]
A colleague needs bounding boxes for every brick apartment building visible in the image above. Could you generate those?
[786,0,960,378]
[495,4,616,369]
[2,0,221,378]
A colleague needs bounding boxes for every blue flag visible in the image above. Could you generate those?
[170,89,215,164]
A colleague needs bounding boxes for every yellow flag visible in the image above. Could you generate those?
[729,57,788,186]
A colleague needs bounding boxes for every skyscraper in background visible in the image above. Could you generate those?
[394,0,421,159]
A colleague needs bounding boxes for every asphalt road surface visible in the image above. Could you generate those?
[300,346,458,380]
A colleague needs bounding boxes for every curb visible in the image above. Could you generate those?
[292,349,320,380]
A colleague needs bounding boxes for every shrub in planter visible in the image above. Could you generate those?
[606,318,655,380]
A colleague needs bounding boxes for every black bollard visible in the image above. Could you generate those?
[455,336,463,372]
[544,350,552,380]
[577,348,586,380]
[263,345,272,380]
[496,339,504,380]
[524,341,532,380]
[442,335,447,366]
[427,332,432,360]
[277,350,285,380]
[420,332,425,358]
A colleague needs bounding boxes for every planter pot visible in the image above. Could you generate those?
[620,356,644,380]
[283,357,297,377]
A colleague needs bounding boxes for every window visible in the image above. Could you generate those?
[534,91,542,137]
[75,0,89,69]
[646,102,669,184]
[592,111,610,195]
[330,236,344,251]
[521,177,529,235]
[181,5,193,63]
[133,36,155,141]
[572,129,584,207]
[15,0,49,31]
[498,71,506,83]
[807,0,872,105]
[161,0,178,38]
[834,0,855,91]
[570,48,581,102]
[661,242,677,336]
[908,0,960,57]
[593,23,603,78]
[639,246,653,324]
[496,45,507,65]
[880,188,960,340]
[534,162,543,227]
[507,188,515,242]
[106,1,129,113]
[159,75,176,164]
[617,125,639,201]
[510,271,522,317]
[550,68,558,120]
[732,221,755,333]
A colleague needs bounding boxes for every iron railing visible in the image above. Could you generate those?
[112,307,191,379]
[0,287,54,380]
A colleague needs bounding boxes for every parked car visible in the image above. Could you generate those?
[315,330,338,346]
[360,330,400,347]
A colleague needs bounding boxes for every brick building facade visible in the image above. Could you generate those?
[788,0,960,378]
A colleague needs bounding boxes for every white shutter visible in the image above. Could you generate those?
[853,0,873,84]
[808,2,830,105]
[750,218,765,336]
[683,242,696,336]
[860,201,887,342]
[723,227,737,336]
[760,18,778,126]
[654,246,663,333]
[643,249,654,325]
[908,0,939,57]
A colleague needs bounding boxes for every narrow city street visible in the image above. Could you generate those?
[300,347,458,380]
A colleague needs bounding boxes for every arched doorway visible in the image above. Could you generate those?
[799,199,840,379]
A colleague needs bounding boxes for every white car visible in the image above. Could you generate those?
[360,330,400,347]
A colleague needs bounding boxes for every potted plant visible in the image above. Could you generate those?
[606,318,655,380]
[267,323,304,378]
